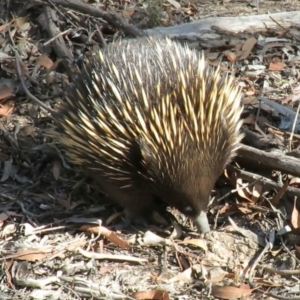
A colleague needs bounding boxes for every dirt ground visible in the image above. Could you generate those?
[0,0,300,299]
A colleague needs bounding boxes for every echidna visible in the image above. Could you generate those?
[50,37,243,233]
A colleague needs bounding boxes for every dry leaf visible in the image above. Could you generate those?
[14,17,29,28]
[80,224,131,249]
[36,54,54,69]
[0,104,14,116]
[14,248,54,262]
[239,37,257,60]
[169,267,192,283]
[236,178,253,202]
[0,21,12,32]
[178,238,207,251]
[242,97,256,105]
[224,168,237,187]
[224,50,236,62]
[167,0,181,8]
[205,268,228,284]
[0,211,22,221]
[254,278,282,287]
[291,197,299,229]
[19,22,30,32]
[237,205,252,214]
[5,260,14,289]
[131,290,170,300]
[251,183,262,203]
[0,85,15,100]
[2,223,17,236]
[243,114,256,125]
[99,265,115,274]
[187,3,198,13]
[122,8,135,19]
[219,203,232,214]
[269,62,286,71]
[141,230,167,246]
[244,89,256,96]
[212,285,252,299]
[271,179,289,206]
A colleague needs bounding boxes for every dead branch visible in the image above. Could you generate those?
[147,11,300,47]
[238,145,300,178]
[33,0,145,38]
[227,165,300,199]
[32,1,300,49]
[43,6,76,79]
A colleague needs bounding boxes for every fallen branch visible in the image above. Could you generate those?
[227,165,300,199]
[33,0,145,38]
[32,1,300,49]
[238,145,300,178]
[147,11,300,47]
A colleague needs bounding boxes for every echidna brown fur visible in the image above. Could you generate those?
[50,37,244,233]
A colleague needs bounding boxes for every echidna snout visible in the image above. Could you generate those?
[50,37,244,233]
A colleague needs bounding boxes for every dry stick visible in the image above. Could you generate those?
[238,144,300,178]
[289,102,300,152]
[269,15,300,41]
[43,5,75,79]
[33,0,145,38]
[246,235,300,300]
[8,30,55,114]
[279,236,300,265]
[77,247,147,263]
[43,28,72,46]
[267,123,300,141]
[226,165,300,199]
[256,288,300,300]
[248,234,273,286]
[247,231,300,300]
[257,265,300,276]
[14,52,54,114]
[95,24,107,48]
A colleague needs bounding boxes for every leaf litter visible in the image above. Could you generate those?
[1,0,300,299]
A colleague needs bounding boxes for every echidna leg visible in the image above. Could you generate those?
[113,194,156,229]
[98,181,156,228]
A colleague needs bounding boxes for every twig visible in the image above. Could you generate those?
[95,24,107,48]
[289,102,300,151]
[32,0,145,38]
[226,165,300,199]
[269,15,300,41]
[217,173,263,202]
[8,29,55,114]
[43,28,73,46]
[248,232,274,285]
[43,5,76,79]
[77,247,147,263]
